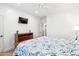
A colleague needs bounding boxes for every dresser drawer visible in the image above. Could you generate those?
[18,35,33,42]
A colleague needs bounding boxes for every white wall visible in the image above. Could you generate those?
[0,5,40,51]
[47,11,79,39]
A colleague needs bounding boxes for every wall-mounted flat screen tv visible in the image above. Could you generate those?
[18,17,28,24]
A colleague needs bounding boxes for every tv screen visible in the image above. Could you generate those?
[18,17,28,24]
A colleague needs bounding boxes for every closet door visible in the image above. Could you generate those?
[0,15,4,52]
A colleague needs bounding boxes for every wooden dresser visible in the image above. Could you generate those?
[15,32,33,47]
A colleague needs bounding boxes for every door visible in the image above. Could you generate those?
[0,15,4,52]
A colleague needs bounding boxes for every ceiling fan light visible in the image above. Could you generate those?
[35,10,39,14]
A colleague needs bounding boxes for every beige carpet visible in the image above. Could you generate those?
[0,50,14,56]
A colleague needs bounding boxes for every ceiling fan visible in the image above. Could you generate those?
[37,3,52,8]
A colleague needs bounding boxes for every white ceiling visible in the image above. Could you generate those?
[2,3,79,17]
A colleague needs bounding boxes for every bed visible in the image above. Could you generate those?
[13,35,79,56]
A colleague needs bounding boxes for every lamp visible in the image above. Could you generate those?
[73,26,79,40]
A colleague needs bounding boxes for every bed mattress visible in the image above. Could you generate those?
[13,36,79,56]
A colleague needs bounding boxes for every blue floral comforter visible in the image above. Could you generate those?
[13,36,79,56]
